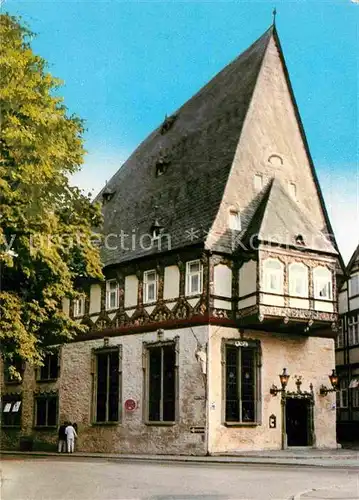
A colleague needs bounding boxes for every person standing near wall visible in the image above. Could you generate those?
[57,422,67,453]
[65,422,77,453]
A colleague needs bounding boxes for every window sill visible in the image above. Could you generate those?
[105,307,119,312]
[224,422,260,428]
[1,425,21,429]
[92,421,120,426]
[4,380,23,385]
[33,426,57,430]
[144,421,176,427]
[36,379,58,383]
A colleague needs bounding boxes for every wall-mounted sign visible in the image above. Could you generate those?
[124,399,137,412]
[269,414,276,428]
[190,426,205,434]
[235,341,249,348]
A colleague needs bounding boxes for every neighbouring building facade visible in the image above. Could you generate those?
[336,244,359,442]
[1,25,342,454]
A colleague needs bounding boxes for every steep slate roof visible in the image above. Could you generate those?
[347,244,359,275]
[96,27,274,266]
[242,178,338,254]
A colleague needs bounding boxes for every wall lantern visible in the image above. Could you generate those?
[320,369,339,396]
[270,368,290,396]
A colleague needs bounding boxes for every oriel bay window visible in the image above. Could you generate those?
[224,340,261,424]
[93,347,121,423]
[34,392,58,427]
[145,340,178,423]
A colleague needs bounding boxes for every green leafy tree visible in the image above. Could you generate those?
[0,14,103,376]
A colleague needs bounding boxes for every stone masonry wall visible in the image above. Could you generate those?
[207,326,337,453]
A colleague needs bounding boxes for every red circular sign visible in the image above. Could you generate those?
[124,399,137,411]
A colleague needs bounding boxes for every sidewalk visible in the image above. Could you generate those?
[2,448,359,469]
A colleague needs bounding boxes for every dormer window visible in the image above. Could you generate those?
[150,219,163,240]
[102,188,115,204]
[295,234,305,246]
[263,258,284,294]
[160,114,177,134]
[143,270,157,303]
[229,210,241,231]
[313,267,332,300]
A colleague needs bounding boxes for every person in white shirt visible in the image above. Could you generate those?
[65,423,77,453]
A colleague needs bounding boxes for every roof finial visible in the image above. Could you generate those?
[272,7,277,26]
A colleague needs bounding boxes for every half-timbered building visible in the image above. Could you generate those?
[2,25,342,454]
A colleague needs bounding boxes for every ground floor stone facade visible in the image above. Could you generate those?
[1,325,338,454]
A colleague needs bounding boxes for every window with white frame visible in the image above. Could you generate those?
[348,315,359,346]
[143,270,157,303]
[263,259,284,294]
[186,260,202,296]
[73,296,85,317]
[336,379,348,408]
[289,262,308,297]
[313,267,332,300]
[349,274,359,297]
[228,210,241,231]
[336,319,344,349]
[254,174,263,191]
[106,279,119,310]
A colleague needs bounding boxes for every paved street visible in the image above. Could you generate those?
[1,457,358,500]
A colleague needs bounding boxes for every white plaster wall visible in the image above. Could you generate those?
[350,297,359,312]
[89,284,102,314]
[238,296,257,309]
[261,293,285,307]
[214,264,232,297]
[239,260,257,297]
[124,275,138,308]
[314,301,334,313]
[289,298,309,309]
[163,266,180,300]
[214,299,232,310]
[207,326,337,453]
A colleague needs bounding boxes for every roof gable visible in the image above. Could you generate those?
[96,27,273,266]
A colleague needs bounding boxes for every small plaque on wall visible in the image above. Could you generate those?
[269,414,276,428]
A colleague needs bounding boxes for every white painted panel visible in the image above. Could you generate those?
[214,299,232,310]
[238,295,257,309]
[262,294,285,307]
[339,290,348,314]
[289,298,310,309]
[62,298,70,316]
[108,312,116,321]
[187,298,200,308]
[239,260,256,297]
[350,297,359,312]
[144,305,156,315]
[214,264,232,298]
[163,265,180,300]
[314,300,334,312]
[166,301,177,311]
[350,347,359,364]
[125,275,138,308]
[89,284,102,314]
[126,308,136,318]
[91,315,99,324]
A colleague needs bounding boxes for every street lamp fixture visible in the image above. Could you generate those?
[270,368,290,396]
[320,369,339,396]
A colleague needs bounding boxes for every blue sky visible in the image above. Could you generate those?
[4,0,359,263]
